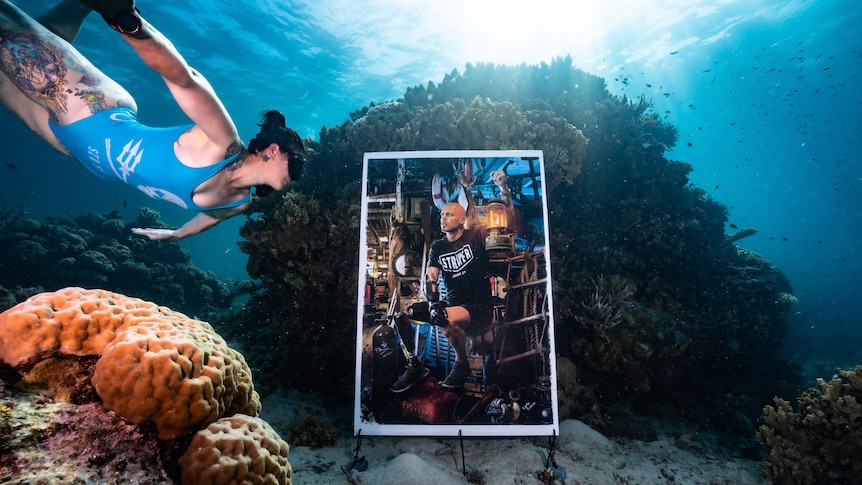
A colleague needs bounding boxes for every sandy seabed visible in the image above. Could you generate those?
[0,382,765,484]
[263,391,767,485]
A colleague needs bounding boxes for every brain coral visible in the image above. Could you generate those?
[179,414,292,485]
[0,287,153,365]
[0,287,260,440]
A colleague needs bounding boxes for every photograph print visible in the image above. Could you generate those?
[354,150,559,437]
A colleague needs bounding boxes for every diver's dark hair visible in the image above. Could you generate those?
[247,110,307,182]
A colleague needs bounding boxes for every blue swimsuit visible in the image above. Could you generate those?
[48,108,251,211]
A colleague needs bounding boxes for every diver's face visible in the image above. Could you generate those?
[440,204,465,233]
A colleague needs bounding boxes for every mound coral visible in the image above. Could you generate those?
[0,287,260,439]
[757,365,862,484]
[92,313,260,440]
[179,414,292,485]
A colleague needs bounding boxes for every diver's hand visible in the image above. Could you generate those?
[131,227,179,240]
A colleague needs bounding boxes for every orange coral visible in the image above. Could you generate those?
[0,287,153,366]
[0,287,260,440]
[92,316,261,439]
[179,414,292,485]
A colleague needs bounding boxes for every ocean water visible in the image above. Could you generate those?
[1,0,859,374]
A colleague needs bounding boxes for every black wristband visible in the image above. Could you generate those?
[104,8,142,37]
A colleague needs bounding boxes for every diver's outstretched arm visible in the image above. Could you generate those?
[81,0,241,156]
[131,203,248,240]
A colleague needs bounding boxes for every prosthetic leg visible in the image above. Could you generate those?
[390,309,429,393]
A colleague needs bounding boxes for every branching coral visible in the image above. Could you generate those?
[135,207,164,229]
[757,365,862,484]
[575,275,634,340]
[0,199,27,229]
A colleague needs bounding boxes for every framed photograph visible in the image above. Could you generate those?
[354,150,559,437]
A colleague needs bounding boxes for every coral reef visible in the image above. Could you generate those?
[0,208,242,322]
[0,288,292,483]
[232,56,799,444]
[179,414,292,485]
[757,365,862,484]
[555,356,598,421]
[0,55,803,471]
[0,287,260,439]
[236,190,361,395]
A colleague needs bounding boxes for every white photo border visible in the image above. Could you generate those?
[354,150,559,437]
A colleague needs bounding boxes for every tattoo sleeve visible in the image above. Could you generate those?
[0,30,69,116]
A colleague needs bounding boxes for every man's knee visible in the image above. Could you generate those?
[445,306,472,327]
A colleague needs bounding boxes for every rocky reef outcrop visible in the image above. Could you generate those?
[232,57,801,442]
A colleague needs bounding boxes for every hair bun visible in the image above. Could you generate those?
[260,110,286,130]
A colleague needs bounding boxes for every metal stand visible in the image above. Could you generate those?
[459,429,466,477]
[343,430,368,473]
[537,430,566,481]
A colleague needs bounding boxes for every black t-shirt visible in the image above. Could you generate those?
[428,227,491,307]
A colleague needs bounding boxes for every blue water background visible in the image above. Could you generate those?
[1,0,859,371]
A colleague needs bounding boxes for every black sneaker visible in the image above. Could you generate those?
[391,364,429,393]
[441,361,469,389]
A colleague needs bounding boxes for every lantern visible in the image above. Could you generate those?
[484,199,512,252]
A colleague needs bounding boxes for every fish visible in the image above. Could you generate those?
[5,163,18,169]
